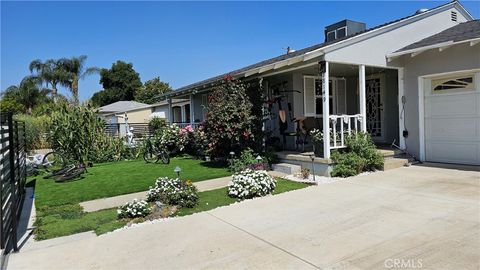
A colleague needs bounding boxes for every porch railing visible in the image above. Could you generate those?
[329,114,363,149]
[173,122,201,129]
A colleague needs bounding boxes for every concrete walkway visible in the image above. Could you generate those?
[80,176,233,212]
[9,165,479,269]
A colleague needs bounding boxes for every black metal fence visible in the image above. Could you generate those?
[0,112,26,254]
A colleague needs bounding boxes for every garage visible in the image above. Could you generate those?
[424,71,480,165]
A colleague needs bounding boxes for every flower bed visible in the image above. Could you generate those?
[146,177,199,208]
[228,169,276,199]
[117,199,151,219]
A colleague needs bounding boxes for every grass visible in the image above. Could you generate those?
[34,204,125,240]
[32,156,230,207]
[175,179,310,217]
[33,178,310,240]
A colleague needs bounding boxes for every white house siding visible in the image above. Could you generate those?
[325,5,470,67]
[397,43,480,160]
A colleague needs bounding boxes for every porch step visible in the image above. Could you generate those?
[272,163,302,175]
[382,158,409,171]
[376,148,403,159]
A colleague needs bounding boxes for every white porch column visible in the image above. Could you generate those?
[168,98,173,123]
[359,65,367,132]
[181,105,186,123]
[397,68,406,149]
[322,61,331,159]
[189,94,194,125]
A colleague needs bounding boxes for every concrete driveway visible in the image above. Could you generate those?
[8,165,480,269]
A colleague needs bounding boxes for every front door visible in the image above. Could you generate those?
[366,75,385,141]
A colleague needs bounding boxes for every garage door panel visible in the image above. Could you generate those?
[425,141,479,165]
[425,117,479,140]
[424,72,479,165]
[425,93,478,117]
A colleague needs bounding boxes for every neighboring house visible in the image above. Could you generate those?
[151,98,191,124]
[159,1,479,167]
[98,99,191,124]
[98,101,152,124]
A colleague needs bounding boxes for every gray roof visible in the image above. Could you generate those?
[396,20,480,52]
[171,1,459,94]
[98,101,150,113]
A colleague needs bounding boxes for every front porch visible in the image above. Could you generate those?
[262,61,400,159]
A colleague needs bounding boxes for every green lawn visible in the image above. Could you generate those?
[32,156,230,207]
[33,178,310,240]
[176,179,310,216]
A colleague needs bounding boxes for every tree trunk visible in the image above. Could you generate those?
[72,77,79,105]
[52,84,58,103]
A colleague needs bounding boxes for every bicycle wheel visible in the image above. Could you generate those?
[159,152,170,164]
[55,167,85,182]
[42,152,65,172]
[143,150,159,163]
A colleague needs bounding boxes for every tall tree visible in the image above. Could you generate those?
[1,76,49,114]
[134,77,172,104]
[91,61,142,106]
[59,55,98,104]
[29,59,69,102]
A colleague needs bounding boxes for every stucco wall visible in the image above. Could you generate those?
[397,43,480,158]
[325,5,469,67]
[126,108,153,123]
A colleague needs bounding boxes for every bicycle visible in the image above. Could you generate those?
[143,138,170,164]
[41,151,66,172]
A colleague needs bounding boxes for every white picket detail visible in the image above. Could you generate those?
[329,114,363,149]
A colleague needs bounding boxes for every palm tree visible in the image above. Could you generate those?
[29,59,69,102]
[3,76,49,114]
[59,55,98,105]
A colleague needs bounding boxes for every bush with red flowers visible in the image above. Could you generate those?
[203,77,257,158]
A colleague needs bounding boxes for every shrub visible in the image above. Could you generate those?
[148,117,166,133]
[117,199,151,219]
[154,124,187,152]
[331,132,383,177]
[49,104,137,164]
[146,177,198,208]
[228,169,276,199]
[14,114,51,150]
[203,77,256,158]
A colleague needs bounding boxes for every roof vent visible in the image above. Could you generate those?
[415,8,429,14]
[285,46,295,54]
[324,20,366,42]
[451,11,458,22]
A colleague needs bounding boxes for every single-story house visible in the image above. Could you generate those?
[159,1,479,168]
[98,99,191,137]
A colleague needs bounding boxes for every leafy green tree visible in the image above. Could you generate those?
[29,59,69,102]
[0,98,25,114]
[1,76,50,114]
[135,77,172,104]
[91,61,142,106]
[59,55,98,105]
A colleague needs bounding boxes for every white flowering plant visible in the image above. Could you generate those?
[117,199,151,219]
[228,169,276,199]
[146,177,198,208]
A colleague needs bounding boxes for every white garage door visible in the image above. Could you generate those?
[424,72,480,165]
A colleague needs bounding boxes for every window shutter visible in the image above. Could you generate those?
[304,76,315,116]
[335,79,347,114]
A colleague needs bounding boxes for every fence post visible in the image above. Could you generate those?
[7,115,19,252]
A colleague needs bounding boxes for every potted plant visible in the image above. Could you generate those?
[310,129,324,157]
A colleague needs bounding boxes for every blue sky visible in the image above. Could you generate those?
[2,1,479,102]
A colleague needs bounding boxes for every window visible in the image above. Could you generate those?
[326,31,336,41]
[304,76,346,116]
[336,27,347,39]
[314,79,334,115]
[432,75,474,92]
